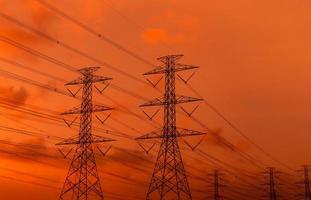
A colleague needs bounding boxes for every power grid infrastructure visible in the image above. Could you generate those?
[57,67,115,200]
[136,54,206,200]
[208,170,225,200]
[0,1,309,200]
[297,165,311,200]
[302,166,311,200]
[263,167,281,200]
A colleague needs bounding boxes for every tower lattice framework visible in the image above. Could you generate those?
[207,170,224,200]
[297,165,311,200]
[303,166,311,200]
[213,170,221,200]
[264,167,277,200]
[136,55,206,200]
[58,67,114,200]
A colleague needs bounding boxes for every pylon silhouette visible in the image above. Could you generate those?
[136,55,206,200]
[297,165,311,200]
[212,170,221,200]
[264,167,278,200]
[303,165,311,200]
[57,67,114,200]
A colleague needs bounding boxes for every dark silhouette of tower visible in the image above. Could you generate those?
[136,54,205,200]
[213,170,221,200]
[297,165,311,200]
[303,165,311,200]
[266,167,277,200]
[57,67,114,200]
[207,170,225,200]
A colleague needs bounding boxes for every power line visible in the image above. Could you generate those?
[0,123,61,140]
[186,84,293,171]
[101,0,146,32]
[186,113,267,170]
[35,0,156,68]
[0,35,76,72]
[0,97,134,141]
[0,56,66,82]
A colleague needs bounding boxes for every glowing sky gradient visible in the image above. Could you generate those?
[0,0,310,199]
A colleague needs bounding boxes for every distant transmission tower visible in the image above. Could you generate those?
[208,170,224,200]
[136,54,206,200]
[265,167,278,200]
[303,166,311,200]
[57,67,114,200]
[297,165,311,200]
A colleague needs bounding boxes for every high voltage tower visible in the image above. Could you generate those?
[57,67,115,200]
[297,165,311,200]
[263,167,278,200]
[208,170,224,200]
[136,54,206,200]
[303,166,311,200]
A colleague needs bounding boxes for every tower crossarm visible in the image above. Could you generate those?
[176,127,206,137]
[65,75,112,86]
[158,54,184,62]
[92,105,114,112]
[61,104,113,115]
[140,95,202,107]
[136,127,206,140]
[143,64,199,75]
[56,135,115,145]
[174,63,199,72]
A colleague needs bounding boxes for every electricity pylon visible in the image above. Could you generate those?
[297,165,311,200]
[303,166,311,200]
[57,67,114,200]
[264,167,278,200]
[136,54,206,200]
[208,170,224,200]
[213,170,222,200]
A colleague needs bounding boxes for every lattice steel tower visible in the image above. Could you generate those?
[297,165,311,200]
[213,170,221,200]
[207,170,224,200]
[266,167,277,200]
[303,166,311,200]
[136,55,205,200]
[57,67,114,200]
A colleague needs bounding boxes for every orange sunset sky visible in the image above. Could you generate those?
[0,0,310,199]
